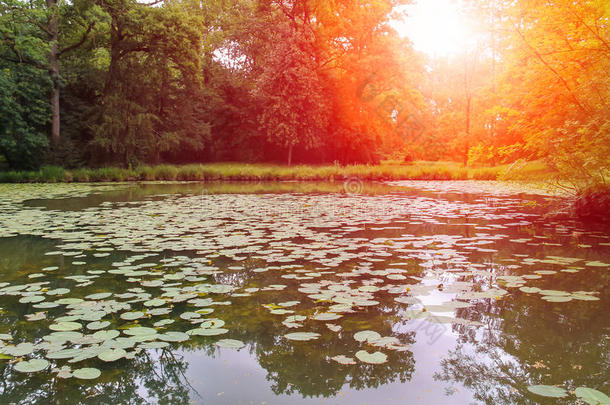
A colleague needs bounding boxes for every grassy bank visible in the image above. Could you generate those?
[0,161,552,183]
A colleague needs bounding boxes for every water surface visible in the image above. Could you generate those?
[0,181,607,404]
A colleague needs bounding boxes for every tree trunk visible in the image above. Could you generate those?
[47,0,60,143]
[287,145,293,166]
[464,96,471,166]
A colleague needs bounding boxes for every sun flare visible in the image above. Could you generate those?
[393,0,474,57]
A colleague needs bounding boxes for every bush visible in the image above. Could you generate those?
[573,186,610,224]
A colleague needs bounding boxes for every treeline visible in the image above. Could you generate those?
[0,0,608,189]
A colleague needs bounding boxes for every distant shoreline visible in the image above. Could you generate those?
[0,161,551,184]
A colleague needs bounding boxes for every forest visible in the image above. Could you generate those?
[0,0,608,190]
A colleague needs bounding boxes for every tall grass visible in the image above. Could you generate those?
[0,161,554,183]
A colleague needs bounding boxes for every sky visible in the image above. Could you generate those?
[392,0,475,57]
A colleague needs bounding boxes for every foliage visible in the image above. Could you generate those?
[0,0,607,187]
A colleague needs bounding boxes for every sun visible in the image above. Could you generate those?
[392,0,474,57]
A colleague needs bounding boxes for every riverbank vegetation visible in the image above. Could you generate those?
[0,0,607,197]
[0,160,552,183]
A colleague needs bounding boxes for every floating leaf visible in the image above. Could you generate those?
[120,311,145,321]
[87,321,110,331]
[575,387,610,405]
[519,287,541,294]
[354,330,381,343]
[92,330,120,341]
[19,295,45,304]
[123,327,157,337]
[355,350,387,364]
[313,313,342,321]
[86,292,112,300]
[73,367,101,380]
[158,332,189,342]
[284,332,320,341]
[4,343,36,356]
[14,358,49,373]
[98,348,127,362]
[215,339,245,349]
[331,355,355,365]
[527,385,568,398]
[187,328,228,336]
[49,322,81,332]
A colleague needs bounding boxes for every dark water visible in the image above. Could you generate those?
[0,181,607,405]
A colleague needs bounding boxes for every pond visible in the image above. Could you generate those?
[0,181,608,405]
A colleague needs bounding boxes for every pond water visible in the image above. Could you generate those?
[0,181,608,405]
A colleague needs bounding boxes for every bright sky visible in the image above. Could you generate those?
[392,0,475,57]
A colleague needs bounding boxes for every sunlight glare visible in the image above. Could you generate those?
[392,0,474,57]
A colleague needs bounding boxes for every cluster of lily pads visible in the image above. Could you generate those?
[528,384,610,404]
[0,182,607,397]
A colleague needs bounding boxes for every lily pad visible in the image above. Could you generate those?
[98,348,127,362]
[49,322,82,332]
[86,292,112,300]
[158,332,189,342]
[14,358,49,373]
[123,327,157,337]
[284,332,320,341]
[187,328,228,336]
[575,387,610,405]
[331,355,355,365]
[527,385,568,398]
[355,350,387,364]
[354,330,381,343]
[120,311,145,321]
[215,339,245,349]
[87,321,110,331]
[73,367,101,380]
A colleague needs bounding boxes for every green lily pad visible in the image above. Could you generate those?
[73,367,101,380]
[284,332,320,341]
[187,328,228,336]
[215,339,245,349]
[527,385,568,398]
[120,311,145,321]
[86,292,112,300]
[140,341,170,349]
[144,298,165,307]
[313,313,342,321]
[92,330,120,341]
[87,321,110,331]
[575,387,610,405]
[49,322,82,332]
[4,342,36,356]
[98,348,127,362]
[19,295,45,304]
[153,319,175,327]
[355,350,387,364]
[541,296,572,302]
[123,327,157,336]
[354,330,381,343]
[14,358,49,373]
[158,332,189,342]
[331,355,355,365]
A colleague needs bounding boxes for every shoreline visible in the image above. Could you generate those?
[0,161,551,184]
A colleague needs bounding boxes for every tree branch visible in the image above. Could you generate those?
[59,22,95,56]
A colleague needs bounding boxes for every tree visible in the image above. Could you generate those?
[252,15,328,165]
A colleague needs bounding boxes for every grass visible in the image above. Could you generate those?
[0,161,555,183]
